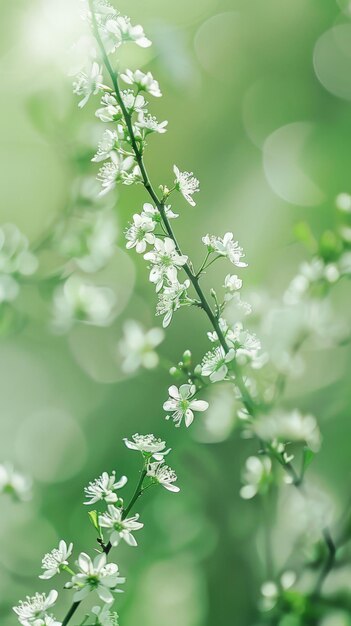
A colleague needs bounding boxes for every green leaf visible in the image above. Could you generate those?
[88,510,99,532]
[302,447,315,473]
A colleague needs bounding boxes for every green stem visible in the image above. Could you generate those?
[61,465,147,625]
[89,1,256,418]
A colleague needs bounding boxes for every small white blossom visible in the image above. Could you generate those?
[118,320,164,373]
[156,279,191,327]
[0,463,32,501]
[99,15,152,49]
[173,165,200,207]
[99,504,143,547]
[91,605,119,626]
[56,210,118,273]
[70,552,125,603]
[97,152,135,195]
[92,129,120,162]
[254,410,321,452]
[40,541,73,580]
[52,275,116,331]
[223,274,242,301]
[201,346,235,382]
[146,460,180,492]
[13,590,59,626]
[121,69,162,97]
[96,93,122,122]
[125,214,155,253]
[136,113,168,135]
[144,238,188,292]
[240,456,272,500]
[73,62,104,108]
[202,233,247,267]
[163,384,209,428]
[122,90,147,114]
[123,434,170,460]
[141,202,178,221]
[84,471,127,505]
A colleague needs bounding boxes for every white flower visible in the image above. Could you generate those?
[144,238,188,292]
[52,275,116,331]
[123,433,170,460]
[13,590,59,626]
[84,471,127,505]
[240,456,272,500]
[0,224,38,275]
[56,210,118,273]
[202,233,247,267]
[40,541,73,580]
[97,152,135,195]
[156,279,191,327]
[114,15,151,48]
[223,274,242,301]
[99,504,143,547]
[70,552,125,604]
[136,113,168,135]
[146,461,180,492]
[121,90,147,114]
[118,320,164,373]
[73,62,104,108]
[91,605,119,626]
[125,214,155,253]
[141,203,178,221]
[96,93,121,122]
[121,69,162,97]
[173,165,200,207]
[163,384,209,428]
[0,463,32,501]
[254,410,321,452]
[201,346,235,382]
[92,129,120,162]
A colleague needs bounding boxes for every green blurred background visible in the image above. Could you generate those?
[1,0,351,624]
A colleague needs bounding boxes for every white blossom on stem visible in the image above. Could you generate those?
[99,504,143,546]
[96,93,122,122]
[141,203,178,221]
[97,152,135,195]
[13,590,59,626]
[123,434,170,460]
[156,279,192,327]
[125,214,155,253]
[118,320,164,373]
[91,605,119,626]
[40,541,73,580]
[144,238,188,292]
[52,275,116,331]
[223,273,242,301]
[69,552,125,603]
[121,69,162,97]
[240,456,272,500]
[146,460,180,492]
[163,384,209,427]
[73,61,104,108]
[92,129,120,162]
[202,233,247,267]
[84,471,127,505]
[201,346,235,382]
[136,113,168,135]
[173,165,200,206]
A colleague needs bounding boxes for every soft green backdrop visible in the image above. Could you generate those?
[1,0,351,624]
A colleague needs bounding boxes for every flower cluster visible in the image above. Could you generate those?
[13,432,178,625]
